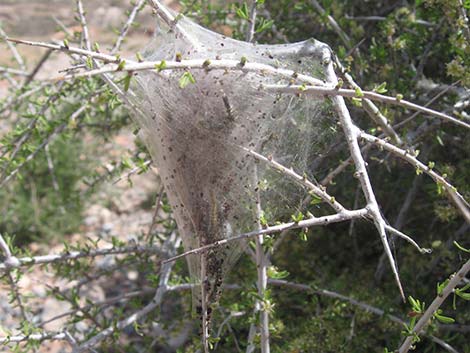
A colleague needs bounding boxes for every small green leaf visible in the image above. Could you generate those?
[123,73,132,92]
[63,39,69,48]
[236,2,249,20]
[291,211,304,223]
[155,60,167,72]
[373,82,388,93]
[434,313,455,324]
[256,18,274,33]
[437,279,449,295]
[351,97,363,107]
[136,52,143,62]
[179,71,196,88]
[267,266,289,279]
[354,87,364,97]
[396,93,404,101]
[456,291,470,300]
[117,60,126,71]
[335,78,343,89]
[85,57,93,69]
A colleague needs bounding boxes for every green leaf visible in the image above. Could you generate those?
[291,211,304,223]
[354,87,364,97]
[85,57,93,69]
[179,71,196,88]
[236,2,249,20]
[123,73,132,92]
[434,313,455,324]
[267,266,289,279]
[373,82,388,94]
[155,60,167,72]
[456,291,470,300]
[351,97,363,107]
[437,279,449,295]
[256,18,274,33]
[117,60,126,71]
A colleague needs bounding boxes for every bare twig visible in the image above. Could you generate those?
[264,84,470,130]
[0,25,26,70]
[76,0,91,51]
[0,331,69,345]
[23,49,53,86]
[0,244,167,272]
[360,131,470,222]
[310,0,352,48]
[245,148,345,213]
[111,0,146,55]
[324,53,405,300]
[0,66,29,76]
[245,0,258,43]
[162,208,368,265]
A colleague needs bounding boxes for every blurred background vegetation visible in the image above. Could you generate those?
[0,0,469,352]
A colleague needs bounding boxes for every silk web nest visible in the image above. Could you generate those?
[128,13,340,315]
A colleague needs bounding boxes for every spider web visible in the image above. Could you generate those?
[127,12,340,321]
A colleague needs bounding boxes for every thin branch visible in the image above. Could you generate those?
[0,66,29,76]
[76,0,91,51]
[245,148,345,213]
[23,49,53,86]
[245,0,258,43]
[310,0,352,48]
[398,259,470,353]
[0,331,69,345]
[0,233,12,258]
[383,225,431,254]
[146,0,201,48]
[112,159,152,184]
[0,244,167,272]
[394,80,461,130]
[360,131,470,222]
[162,208,369,265]
[324,55,405,300]
[52,58,327,87]
[269,280,460,353]
[74,235,181,352]
[111,0,146,55]
[146,184,165,241]
[253,166,270,353]
[5,38,119,64]
[0,25,26,71]
[264,84,470,130]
